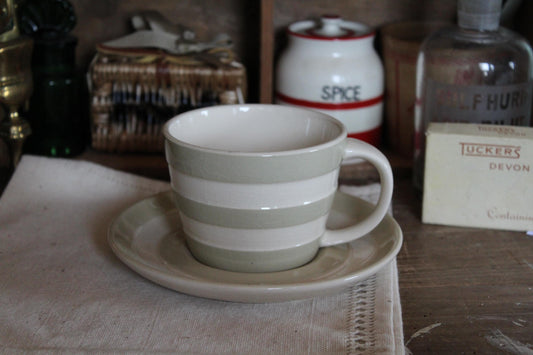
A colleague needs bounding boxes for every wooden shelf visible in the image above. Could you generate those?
[79,149,169,182]
[79,147,412,186]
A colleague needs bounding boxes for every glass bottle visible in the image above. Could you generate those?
[24,33,87,156]
[413,0,533,191]
[19,0,87,157]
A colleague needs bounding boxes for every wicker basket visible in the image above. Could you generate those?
[89,46,246,153]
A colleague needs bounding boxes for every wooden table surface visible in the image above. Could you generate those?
[393,179,533,354]
[44,150,533,352]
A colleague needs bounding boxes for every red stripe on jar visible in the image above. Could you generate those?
[276,92,383,110]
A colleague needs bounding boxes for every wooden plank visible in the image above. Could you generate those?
[394,179,533,353]
[260,0,274,103]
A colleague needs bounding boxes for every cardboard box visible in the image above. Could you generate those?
[423,123,533,231]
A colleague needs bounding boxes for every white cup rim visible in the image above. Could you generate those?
[163,104,348,157]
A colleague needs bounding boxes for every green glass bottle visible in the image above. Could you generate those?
[19,0,88,157]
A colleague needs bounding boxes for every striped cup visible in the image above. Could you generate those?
[164,104,393,273]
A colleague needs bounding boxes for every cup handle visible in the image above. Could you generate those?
[319,138,394,247]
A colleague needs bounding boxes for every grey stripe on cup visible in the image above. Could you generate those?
[173,192,335,229]
[185,237,320,273]
[165,140,345,184]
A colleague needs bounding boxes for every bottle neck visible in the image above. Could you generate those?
[457,0,501,32]
[32,33,77,73]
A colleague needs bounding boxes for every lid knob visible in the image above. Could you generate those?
[316,15,347,37]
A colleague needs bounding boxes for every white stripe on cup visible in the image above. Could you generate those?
[169,168,339,209]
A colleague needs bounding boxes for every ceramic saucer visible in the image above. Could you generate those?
[108,190,402,303]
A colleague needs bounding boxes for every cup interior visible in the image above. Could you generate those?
[164,105,345,153]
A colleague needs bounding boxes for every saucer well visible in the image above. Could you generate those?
[108,190,402,303]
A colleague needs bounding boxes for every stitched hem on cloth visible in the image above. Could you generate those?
[345,276,377,353]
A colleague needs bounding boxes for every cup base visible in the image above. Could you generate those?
[185,237,320,273]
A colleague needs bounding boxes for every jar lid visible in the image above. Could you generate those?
[288,15,373,40]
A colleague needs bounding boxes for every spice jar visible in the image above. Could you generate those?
[276,15,384,146]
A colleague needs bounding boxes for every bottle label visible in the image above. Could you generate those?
[425,80,533,126]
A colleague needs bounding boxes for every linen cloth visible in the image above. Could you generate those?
[0,155,404,354]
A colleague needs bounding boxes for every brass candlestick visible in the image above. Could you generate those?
[0,0,33,168]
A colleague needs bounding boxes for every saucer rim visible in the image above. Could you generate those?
[108,190,403,303]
